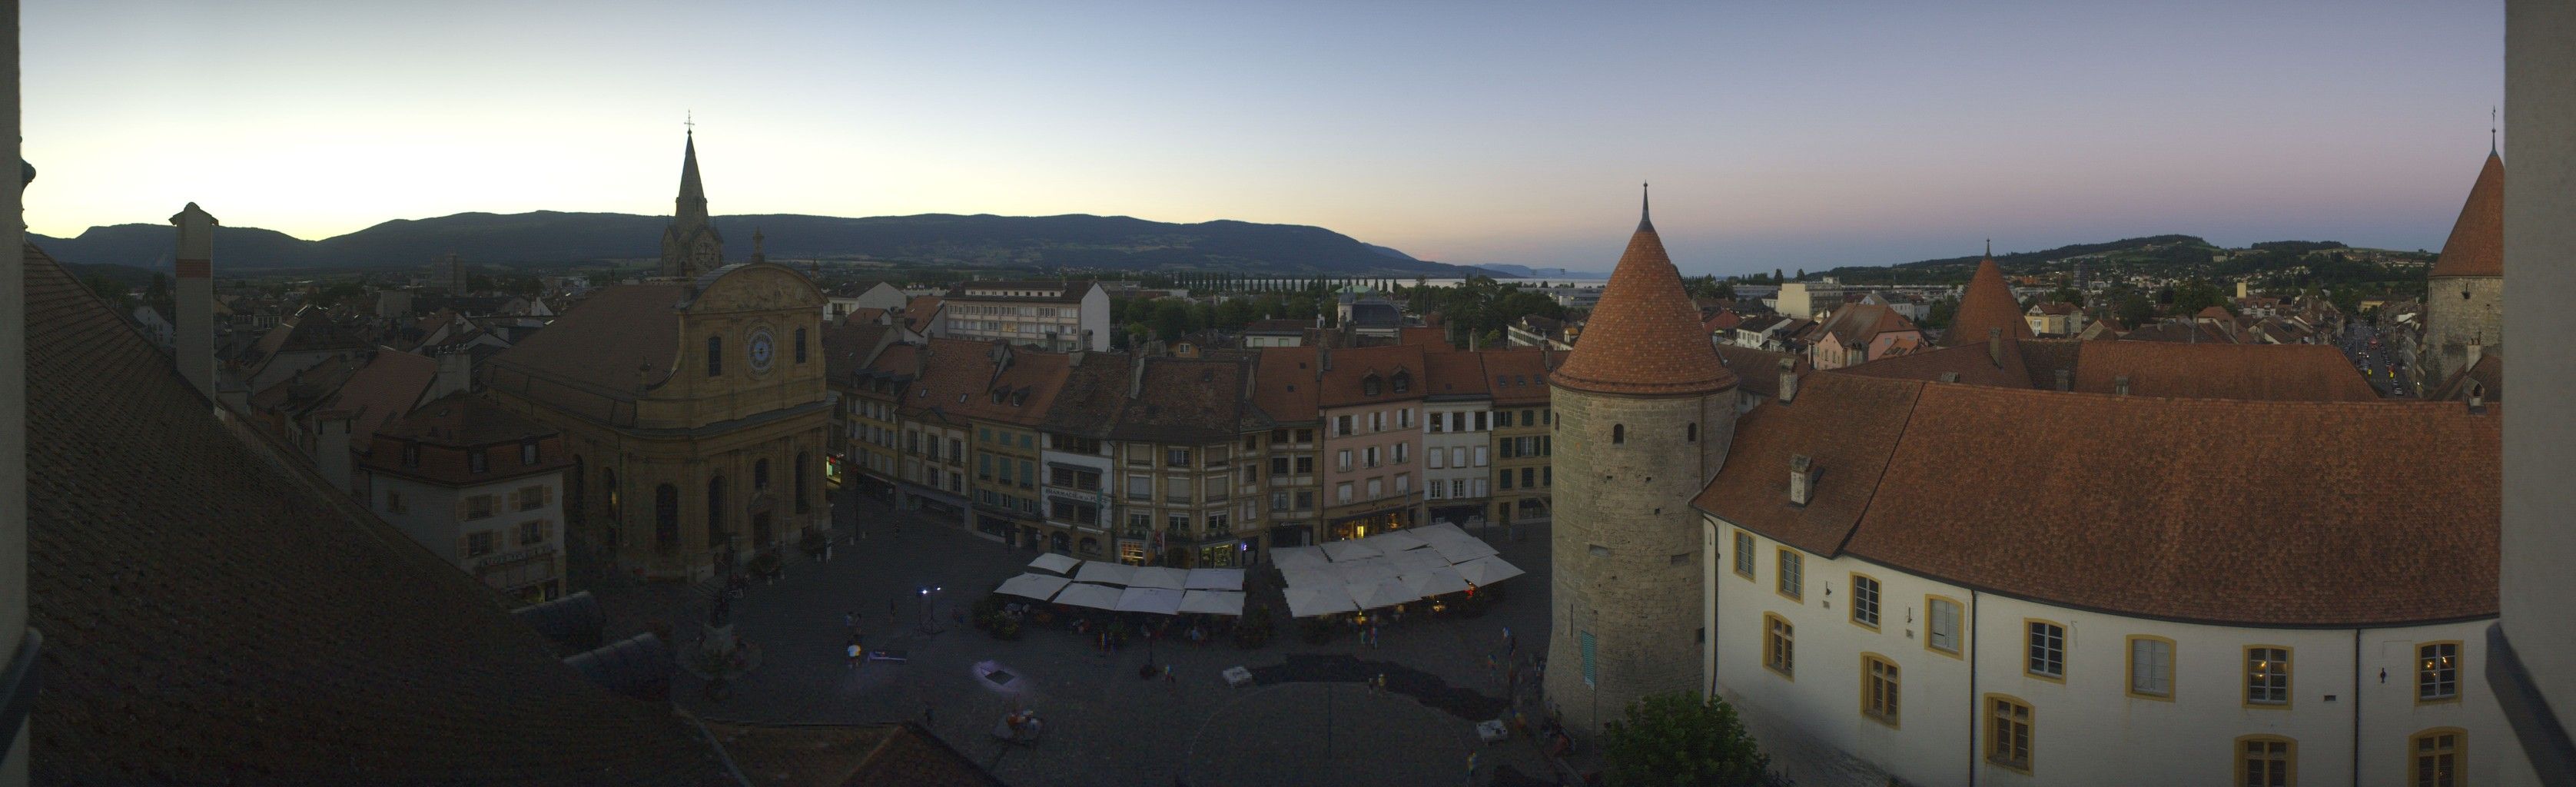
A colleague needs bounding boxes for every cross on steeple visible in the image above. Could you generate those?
[2491,106,2498,154]
[1985,238,1992,257]
[686,111,695,135]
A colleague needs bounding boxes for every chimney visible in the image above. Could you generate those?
[314,411,354,493]
[2466,341,2484,371]
[1129,354,1150,397]
[2114,375,2130,396]
[1788,454,1814,506]
[1986,327,2003,367]
[427,350,473,400]
[2054,368,2070,391]
[1469,330,1480,351]
[1777,357,1799,403]
[1937,372,1960,384]
[171,203,219,400]
[1319,347,1333,372]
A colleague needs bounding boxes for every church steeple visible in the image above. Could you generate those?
[659,126,725,278]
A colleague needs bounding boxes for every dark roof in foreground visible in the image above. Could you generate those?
[25,244,734,784]
[1695,372,2497,627]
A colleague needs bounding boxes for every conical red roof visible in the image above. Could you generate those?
[2429,151,2502,278]
[1943,257,2033,347]
[1549,206,1736,396]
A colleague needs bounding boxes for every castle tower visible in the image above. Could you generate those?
[1544,188,1740,736]
[1944,255,2033,347]
[659,129,725,278]
[2424,151,2504,385]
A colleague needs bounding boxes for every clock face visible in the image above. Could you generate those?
[749,330,775,372]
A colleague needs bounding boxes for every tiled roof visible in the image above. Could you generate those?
[483,283,688,416]
[1037,352,1135,437]
[1250,346,1323,423]
[2070,342,2377,401]
[1479,348,1556,406]
[2428,151,2504,278]
[1548,211,1736,396]
[328,350,440,448]
[23,244,739,784]
[903,296,944,334]
[1943,258,2034,347]
[1829,340,2030,389]
[1314,344,1427,408]
[821,320,895,384]
[1811,302,1917,349]
[1420,350,1492,399]
[1112,356,1253,444]
[1712,344,1808,400]
[1698,373,2498,626]
[895,338,1070,427]
[1399,325,1451,347]
[2431,351,2503,403]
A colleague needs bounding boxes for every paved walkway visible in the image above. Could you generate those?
[579,488,1575,785]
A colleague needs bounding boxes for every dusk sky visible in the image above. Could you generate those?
[25,1,2503,275]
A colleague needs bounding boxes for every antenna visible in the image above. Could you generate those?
[2491,106,2498,153]
[1985,238,1991,257]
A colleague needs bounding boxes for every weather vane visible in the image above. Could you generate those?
[686,110,695,134]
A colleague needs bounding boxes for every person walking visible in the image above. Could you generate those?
[844,611,857,633]
[888,596,901,623]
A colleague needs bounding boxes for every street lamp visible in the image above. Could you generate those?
[917,586,945,634]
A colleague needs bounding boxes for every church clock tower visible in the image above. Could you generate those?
[659,128,725,279]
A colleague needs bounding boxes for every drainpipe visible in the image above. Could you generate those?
[1967,589,1980,787]
[2352,628,2362,787]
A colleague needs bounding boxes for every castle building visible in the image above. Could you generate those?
[2420,151,2504,389]
[1543,191,1741,736]
[484,133,830,581]
[659,130,725,279]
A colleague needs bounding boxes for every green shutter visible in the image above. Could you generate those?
[1579,631,1598,687]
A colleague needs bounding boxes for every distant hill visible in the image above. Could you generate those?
[1469,263,1612,280]
[1815,234,2429,289]
[30,211,1489,277]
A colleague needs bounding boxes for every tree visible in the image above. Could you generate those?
[1150,301,1193,341]
[1774,268,1784,284]
[2169,277,2228,316]
[1920,297,1957,329]
[2115,291,2157,326]
[1601,692,1771,786]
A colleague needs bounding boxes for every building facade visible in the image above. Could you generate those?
[1485,348,1555,529]
[940,280,1112,352]
[1314,345,1428,541]
[358,393,572,603]
[1420,350,1493,529]
[2421,151,2505,388]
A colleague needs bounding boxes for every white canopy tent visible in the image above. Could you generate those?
[1073,561,1139,586]
[1399,566,1470,599]
[1114,586,1188,615]
[1387,549,1451,573]
[1359,530,1431,553]
[1051,582,1126,610]
[1320,540,1383,563]
[1279,566,1339,589]
[1285,586,1360,618]
[1428,537,1500,564]
[1128,566,1191,590]
[1183,568,1245,591]
[1027,553,1082,575]
[1344,579,1415,610]
[995,573,1073,601]
[1333,560,1403,586]
[1452,556,1525,586]
[1178,589,1247,616]
[1269,546,1330,572]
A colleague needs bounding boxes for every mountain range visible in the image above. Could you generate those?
[30,211,1502,277]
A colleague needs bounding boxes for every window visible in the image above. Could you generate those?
[1732,532,1755,579]
[1363,376,1381,397]
[2127,636,2176,699]
[1764,614,1794,678]
[385,490,407,513]
[1393,442,1408,463]
[979,427,992,443]
[517,485,546,511]
[1167,513,1190,535]
[1775,550,1802,600]
[1499,470,1514,490]
[795,453,811,514]
[2245,646,2290,706]
[1429,450,1445,470]
[706,477,728,546]
[1395,473,1409,493]
[469,450,488,474]
[1366,478,1383,498]
[754,459,771,490]
[1336,415,1353,436]
[465,530,496,557]
[1126,474,1150,500]
[2024,621,2066,679]
[2237,736,2294,787]
[1019,460,1034,488]
[1851,574,1881,629]
[1862,655,1900,727]
[1270,457,1290,477]
[401,442,420,468]
[1687,423,1698,443]
[1472,446,1487,466]
[1986,695,2033,772]
[655,483,679,547]
[2410,729,2462,787]
[1927,596,1962,656]
[794,327,807,364]
[1295,456,1314,473]
[517,520,545,546]
[706,334,723,376]
[1337,450,1353,472]
[1336,483,1353,504]
[2418,642,2460,702]
[1363,446,1379,467]
[1612,423,1625,444]
[1167,448,1190,467]
[521,440,539,465]
[465,495,496,520]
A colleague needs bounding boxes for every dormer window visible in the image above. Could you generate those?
[401,442,420,468]
[1363,374,1382,397]
[1392,372,1411,394]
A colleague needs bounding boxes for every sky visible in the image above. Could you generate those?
[24,1,2503,275]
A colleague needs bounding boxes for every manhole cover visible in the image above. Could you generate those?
[984,669,1017,686]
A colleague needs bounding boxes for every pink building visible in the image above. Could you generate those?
[1312,344,1427,541]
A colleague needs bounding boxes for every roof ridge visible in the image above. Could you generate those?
[1828,377,1926,556]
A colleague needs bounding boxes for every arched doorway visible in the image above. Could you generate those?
[1048,531,1071,554]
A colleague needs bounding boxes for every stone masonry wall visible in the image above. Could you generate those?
[2425,274,2503,384]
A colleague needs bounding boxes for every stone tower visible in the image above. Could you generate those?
[659,129,725,279]
[2423,151,2503,385]
[1544,189,1740,736]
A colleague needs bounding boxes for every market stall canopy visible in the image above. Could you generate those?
[1183,568,1245,591]
[1280,566,1339,589]
[1270,546,1330,572]
[1052,582,1126,610]
[1429,537,1499,564]
[1115,586,1187,616]
[995,573,1072,601]
[1178,589,1247,616]
[1388,550,1451,573]
[1027,553,1082,575]
[1129,566,1190,590]
[1320,540,1383,563]
[1345,579,1416,610]
[1333,559,1402,586]
[1410,522,1486,551]
[1285,586,1360,618]
[1074,561,1139,586]
[1399,566,1470,598]
[1361,530,1431,553]
[1452,556,1525,586]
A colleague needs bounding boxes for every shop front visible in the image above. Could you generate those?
[1327,506,1414,542]
[1429,503,1485,528]
[1267,522,1312,548]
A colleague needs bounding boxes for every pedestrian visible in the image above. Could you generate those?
[844,611,856,633]
[923,705,934,729]
[889,596,900,622]
[847,639,862,669]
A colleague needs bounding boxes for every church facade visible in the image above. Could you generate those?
[483,134,831,581]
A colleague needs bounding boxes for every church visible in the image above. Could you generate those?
[482,131,832,581]
[1545,189,2516,785]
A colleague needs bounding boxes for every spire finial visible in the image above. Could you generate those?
[2491,106,2498,154]
[1637,181,1653,231]
[686,110,695,137]
[1985,238,1991,257]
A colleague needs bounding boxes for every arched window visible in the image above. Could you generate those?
[707,477,728,547]
[1612,423,1625,444]
[754,459,771,490]
[654,483,679,548]
[795,327,808,364]
[706,335,724,376]
[1687,423,1698,443]
[795,453,812,514]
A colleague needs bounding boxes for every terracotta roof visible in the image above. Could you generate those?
[821,320,895,384]
[22,244,741,784]
[483,284,687,414]
[1251,346,1323,423]
[327,350,440,447]
[1313,344,1427,408]
[2013,337,2083,388]
[2428,151,2504,278]
[1479,348,1557,406]
[1549,208,1736,396]
[1698,373,2499,626]
[2036,302,2078,316]
[1713,343,1808,400]
[1398,325,1451,347]
[2431,351,2503,403]
[1112,356,1254,444]
[1037,352,1136,437]
[846,306,890,325]
[2070,342,2376,401]
[1943,258,2033,347]
[1810,302,1917,349]
[1829,340,2030,389]
[1701,310,1744,332]
[1420,350,1492,399]
[895,338,1070,427]
[903,296,944,334]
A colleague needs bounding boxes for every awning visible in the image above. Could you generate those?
[995,573,1072,601]
[1027,553,1082,575]
[1429,537,1499,564]
[1279,566,1339,589]
[1360,530,1431,553]
[1178,589,1247,616]
[1051,582,1125,610]
[1320,540,1383,563]
[1333,559,1402,586]
[1285,586,1360,618]
[1074,561,1138,586]
[1183,568,1245,591]
[1270,546,1330,571]
[1399,566,1470,598]
[1114,586,1187,615]
[1128,566,1190,589]
[1452,556,1526,586]
[1387,550,1451,573]
[1344,578,1415,609]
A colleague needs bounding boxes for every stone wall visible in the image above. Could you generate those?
[2424,274,2503,384]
